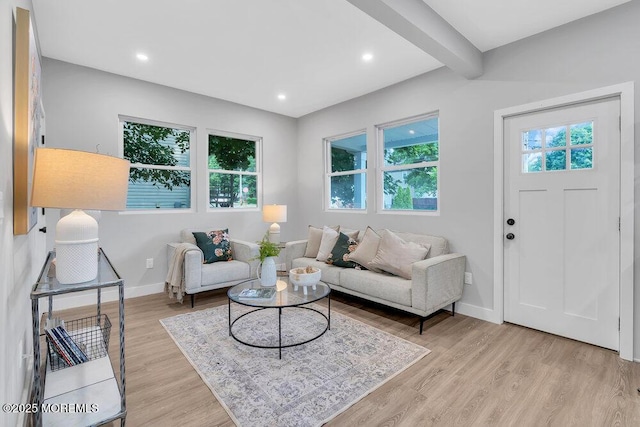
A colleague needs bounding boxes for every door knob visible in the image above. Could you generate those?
[506,233,515,240]
[507,218,515,226]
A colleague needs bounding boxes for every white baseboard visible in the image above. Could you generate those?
[38,282,165,316]
[18,361,33,427]
[456,302,501,324]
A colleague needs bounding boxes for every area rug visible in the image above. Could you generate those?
[160,304,430,427]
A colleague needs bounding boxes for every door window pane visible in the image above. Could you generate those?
[522,129,542,150]
[546,150,566,171]
[545,126,566,148]
[522,153,542,173]
[570,122,593,145]
[570,148,593,170]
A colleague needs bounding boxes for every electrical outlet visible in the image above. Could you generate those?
[146,258,154,269]
[464,272,473,285]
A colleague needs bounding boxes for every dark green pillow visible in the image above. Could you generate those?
[326,232,359,268]
[192,229,233,264]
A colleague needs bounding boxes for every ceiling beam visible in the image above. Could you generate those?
[346,0,483,79]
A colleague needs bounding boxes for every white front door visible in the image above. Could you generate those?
[504,97,620,350]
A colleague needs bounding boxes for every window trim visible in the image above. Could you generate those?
[323,129,368,212]
[206,128,262,212]
[118,115,196,214]
[376,112,440,216]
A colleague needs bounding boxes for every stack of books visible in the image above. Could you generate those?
[45,318,89,368]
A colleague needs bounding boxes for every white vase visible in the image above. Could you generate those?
[257,256,277,287]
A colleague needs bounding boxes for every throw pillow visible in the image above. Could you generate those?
[347,227,383,272]
[316,226,340,262]
[304,225,339,258]
[192,229,233,264]
[369,229,431,279]
[326,232,359,268]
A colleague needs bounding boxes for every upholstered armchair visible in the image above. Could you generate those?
[166,228,259,307]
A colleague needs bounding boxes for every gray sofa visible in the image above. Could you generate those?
[167,228,259,307]
[285,229,466,333]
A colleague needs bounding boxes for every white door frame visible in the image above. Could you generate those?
[493,82,634,361]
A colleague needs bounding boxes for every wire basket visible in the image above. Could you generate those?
[46,314,111,371]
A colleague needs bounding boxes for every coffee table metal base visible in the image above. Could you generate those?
[228,299,331,359]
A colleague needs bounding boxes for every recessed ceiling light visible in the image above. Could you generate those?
[362,52,374,62]
[136,53,149,62]
[277,94,286,100]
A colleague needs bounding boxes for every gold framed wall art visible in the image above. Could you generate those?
[14,7,43,235]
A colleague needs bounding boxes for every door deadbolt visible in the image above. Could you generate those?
[507,218,515,226]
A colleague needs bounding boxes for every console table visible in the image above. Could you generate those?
[30,249,126,426]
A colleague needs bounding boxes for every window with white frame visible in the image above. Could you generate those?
[208,132,260,209]
[325,131,367,210]
[121,117,194,210]
[378,113,439,212]
[521,120,594,173]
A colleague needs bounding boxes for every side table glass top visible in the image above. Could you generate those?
[32,249,123,297]
[228,277,330,308]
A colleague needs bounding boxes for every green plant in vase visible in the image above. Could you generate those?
[255,232,281,262]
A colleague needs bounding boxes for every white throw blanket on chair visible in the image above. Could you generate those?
[165,243,193,303]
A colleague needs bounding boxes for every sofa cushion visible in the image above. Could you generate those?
[347,227,383,272]
[393,231,449,258]
[316,226,340,262]
[304,225,339,258]
[369,229,430,279]
[292,258,342,285]
[201,260,250,286]
[193,229,233,263]
[326,232,359,268]
[339,269,412,307]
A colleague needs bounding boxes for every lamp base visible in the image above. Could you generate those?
[268,222,281,244]
[55,210,99,284]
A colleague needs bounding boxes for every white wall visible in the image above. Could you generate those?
[0,1,48,425]
[296,2,640,357]
[41,59,299,302]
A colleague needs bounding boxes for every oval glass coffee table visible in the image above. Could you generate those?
[227,277,331,359]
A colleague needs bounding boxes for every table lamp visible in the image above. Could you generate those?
[262,204,287,244]
[31,148,130,284]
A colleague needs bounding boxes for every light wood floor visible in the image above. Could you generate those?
[50,289,640,427]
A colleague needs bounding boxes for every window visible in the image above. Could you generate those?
[325,131,367,210]
[208,132,260,209]
[378,113,439,212]
[522,120,594,173]
[121,117,194,210]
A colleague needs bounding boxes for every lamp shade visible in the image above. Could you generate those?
[31,148,130,210]
[262,205,287,223]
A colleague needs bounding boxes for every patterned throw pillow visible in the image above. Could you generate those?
[192,229,233,264]
[326,232,359,268]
